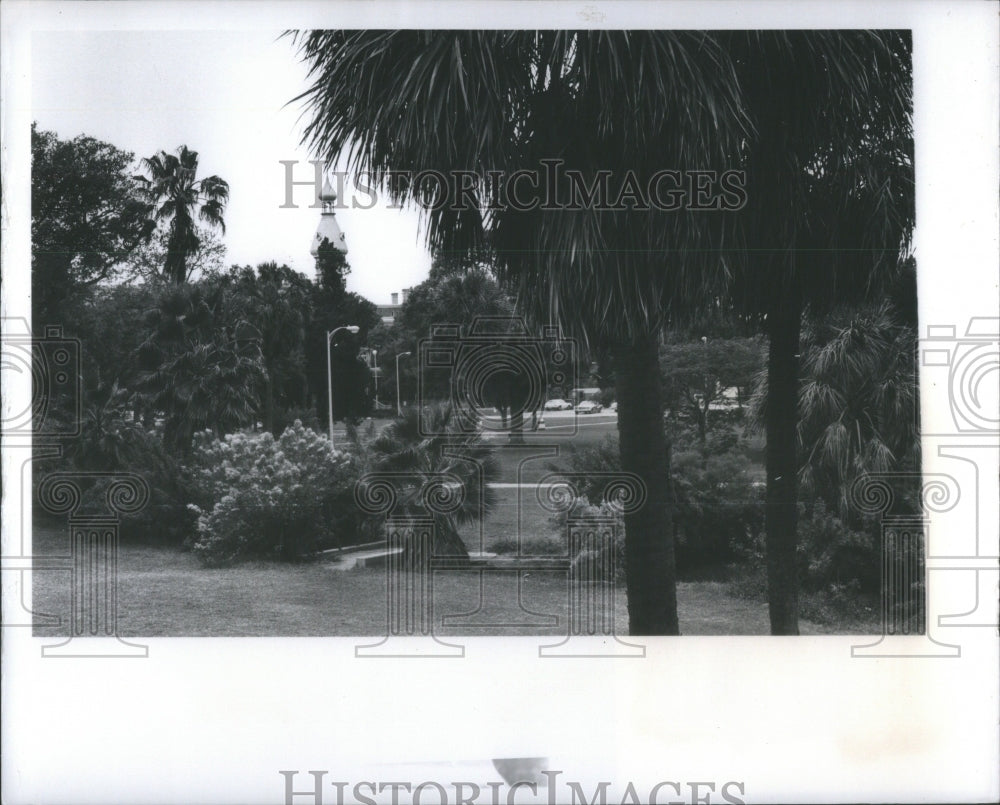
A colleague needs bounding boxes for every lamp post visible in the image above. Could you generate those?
[327,325,360,445]
[396,351,411,416]
[372,349,380,407]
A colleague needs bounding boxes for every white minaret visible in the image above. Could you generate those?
[310,177,348,282]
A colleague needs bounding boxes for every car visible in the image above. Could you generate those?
[544,398,573,411]
[575,400,603,414]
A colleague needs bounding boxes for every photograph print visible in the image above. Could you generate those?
[24,26,921,645]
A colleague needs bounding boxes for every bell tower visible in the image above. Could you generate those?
[310,177,348,281]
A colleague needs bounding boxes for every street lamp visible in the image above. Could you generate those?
[396,351,411,416]
[327,325,360,445]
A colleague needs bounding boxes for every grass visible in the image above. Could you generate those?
[457,497,562,552]
[727,563,884,633]
[29,416,878,637]
[31,526,860,637]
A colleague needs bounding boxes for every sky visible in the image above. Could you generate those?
[30,29,433,304]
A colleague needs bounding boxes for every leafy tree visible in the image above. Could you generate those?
[313,237,352,300]
[292,30,748,634]
[70,283,155,398]
[365,254,523,420]
[223,263,313,434]
[135,146,229,284]
[306,240,380,422]
[124,223,227,284]
[31,123,153,324]
[660,336,764,441]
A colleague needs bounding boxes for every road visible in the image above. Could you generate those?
[329,408,620,444]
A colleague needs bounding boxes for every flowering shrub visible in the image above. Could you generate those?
[187,421,354,564]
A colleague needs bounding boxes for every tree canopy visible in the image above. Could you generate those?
[31,123,154,322]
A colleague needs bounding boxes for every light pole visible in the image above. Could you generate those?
[396,351,411,416]
[372,349,380,407]
[327,325,360,445]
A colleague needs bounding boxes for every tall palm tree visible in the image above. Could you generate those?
[136,146,229,284]
[290,30,750,634]
[724,31,915,633]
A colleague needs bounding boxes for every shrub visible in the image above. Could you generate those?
[187,421,355,565]
[47,390,197,545]
[491,535,566,555]
[344,404,499,561]
[672,432,764,571]
[597,387,616,408]
[548,496,627,584]
[272,405,323,436]
[729,496,922,631]
[549,435,621,502]
[797,499,880,593]
[553,429,764,575]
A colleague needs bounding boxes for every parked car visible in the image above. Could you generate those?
[576,400,603,414]
[544,398,574,411]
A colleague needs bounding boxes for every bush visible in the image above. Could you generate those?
[187,421,355,565]
[43,391,198,546]
[491,535,566,555]
[729,496,922,631]
[553,429,764,575]
[272,405,323,436]
[797,499,879,593]
[672,431,764,571]
[550,435,621,502]
[548,496,626,583]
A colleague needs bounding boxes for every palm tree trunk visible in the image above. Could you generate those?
[765,293,802,635]
[614,337,680,635]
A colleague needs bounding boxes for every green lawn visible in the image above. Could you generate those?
[31,526,858,637]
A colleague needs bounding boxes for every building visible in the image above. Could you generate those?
[375,287,413,326]
[310,178,348,282]
[308,183,413,326]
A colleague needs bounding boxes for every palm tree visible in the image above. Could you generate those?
[135,146,229,284]
[749,299,919,521]
[348,405,499,559]
[290,30,750,634]
[724,32,915,633]
[136,283,266,452]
